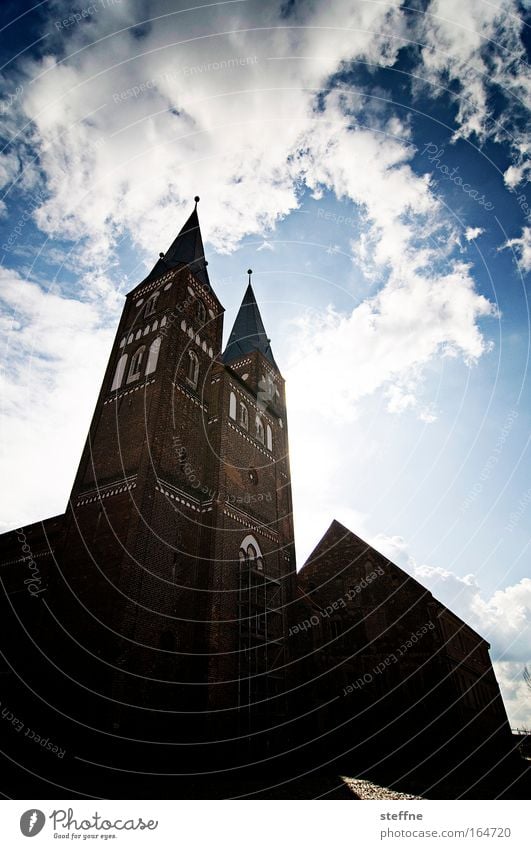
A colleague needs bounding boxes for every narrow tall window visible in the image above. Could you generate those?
[240,402,249,430]
[145,337,161,375]
[229,391,237,420]
[144,293,159,318]
[111,353,128,391]
[127,346,146,383]
[187,350,199,388]
[256,415,265,444]
[266,424,273,451]
[196,299,206,323]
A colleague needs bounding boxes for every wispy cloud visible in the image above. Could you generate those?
[0,267,113,529]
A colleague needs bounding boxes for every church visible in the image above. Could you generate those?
[0,201,518,798]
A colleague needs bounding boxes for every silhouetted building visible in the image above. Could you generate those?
[0,201,516,797]
[291,521,511,778]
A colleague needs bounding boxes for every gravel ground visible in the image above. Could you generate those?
[173,773,420,798]
[342,777,423,800]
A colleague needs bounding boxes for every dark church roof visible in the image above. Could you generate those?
[222,276,278,369]
[144,197,211,289]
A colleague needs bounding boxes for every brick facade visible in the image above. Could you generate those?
[0,203,517,796]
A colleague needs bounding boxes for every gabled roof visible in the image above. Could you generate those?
[300,519,488,645]
[222,276,278,369]
[143,198,211,289]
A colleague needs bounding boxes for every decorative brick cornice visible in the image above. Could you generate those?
[104,377,156,404]
[133,270,178,300]
[227,420,271,458]
[222,505,278,542]
[75,475,138,507]
[2,550,55,567]
[172,381,207,411]
[155,479,214,513]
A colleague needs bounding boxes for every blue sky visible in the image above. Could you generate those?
[0,0,530,725]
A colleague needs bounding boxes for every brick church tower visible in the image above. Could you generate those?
[0,199,297,786]
[64,198,297,741]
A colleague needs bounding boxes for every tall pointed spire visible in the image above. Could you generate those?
[222,270,278,368]
[144,196,210,288]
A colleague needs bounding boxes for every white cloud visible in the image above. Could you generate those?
[278,96,495,422]
[0,267,114,530]
[464,226,484,241]
[416,0,531,144]
[493,662,531,729]
[9,0,407,281]
[471,578,531,661]
[1,0,527,287]
[503,138,531,189]
[502,226,531,272]
[287,260,495,422]
[0,0,496,430]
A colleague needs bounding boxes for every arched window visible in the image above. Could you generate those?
[266,424,273,451]
[229,391,237,420]
[111,353,128,391]
[196,299,206,323]
[255,415,265,444]
[187,350,199,388]
[239,535,264,571]
[240,402,249,430]
[144,293,159,317]
[127,346,146,383]
[145,336,161,375]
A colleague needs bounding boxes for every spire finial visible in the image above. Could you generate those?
[194,195,200,207]
[247,268,253,284]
